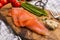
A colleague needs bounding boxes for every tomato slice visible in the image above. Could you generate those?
[11,2,21,7]
[0,3,3,8]
[0,0,8,5]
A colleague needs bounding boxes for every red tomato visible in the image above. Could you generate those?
[9,0,21,3]
[0,0,8,5]
[0,3,3,8]
[11,2,21,7]
[8,0,16,3]
[9,0,25,7]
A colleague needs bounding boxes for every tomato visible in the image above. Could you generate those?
[0,0,25,7]
[0,0,8,5]
[11,1,21,7]
[8,0,16,3]
[0,3,3,8]
[9,0,21,3]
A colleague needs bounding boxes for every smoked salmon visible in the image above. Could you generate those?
[8,8,49,35]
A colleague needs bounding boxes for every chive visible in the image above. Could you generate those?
[21,2,47,16]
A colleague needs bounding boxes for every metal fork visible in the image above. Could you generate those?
[49,4,60,20]
[50,10,60,19]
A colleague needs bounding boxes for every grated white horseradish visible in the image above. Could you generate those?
[45,20,59,29]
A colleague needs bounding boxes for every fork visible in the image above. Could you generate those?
[49,4,60,20]
[50,10,60,19]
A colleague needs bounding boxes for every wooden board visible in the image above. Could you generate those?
[0,4,60,40]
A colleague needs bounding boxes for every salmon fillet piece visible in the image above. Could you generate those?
[8,8,49,35]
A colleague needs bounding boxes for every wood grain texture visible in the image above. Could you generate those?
[0,4,60,40]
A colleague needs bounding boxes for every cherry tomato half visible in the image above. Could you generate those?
[0,0,8,5]
[0,3,3,8]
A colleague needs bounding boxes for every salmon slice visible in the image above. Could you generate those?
[8,8,49,35]
[25,19,48,35]
[8,8,21,27]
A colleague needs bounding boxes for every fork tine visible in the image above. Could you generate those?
[49,4,60,18]
[52,4,60,16]
[50,10,56,17]
[50,10,59,18]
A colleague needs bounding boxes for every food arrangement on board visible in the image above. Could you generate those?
[0,0,60,40]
